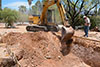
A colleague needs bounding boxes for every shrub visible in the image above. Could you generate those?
[90,16,100,29]
[1,8,19,28]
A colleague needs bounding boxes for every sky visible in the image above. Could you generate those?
[2,0,39,10]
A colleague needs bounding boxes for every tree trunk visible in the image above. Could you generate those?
[0,0,1,10]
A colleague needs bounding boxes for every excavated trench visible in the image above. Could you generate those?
[0,31,100,67]
[71,37,100,67]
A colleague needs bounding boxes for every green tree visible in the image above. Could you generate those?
[62,0,99,28]
[0,10,2,22]
[35,0,42,14]
[27,0,33,5]
[19,5,27,13]
[17,12,28,24]
[1,8,19,28]
[91,0,100,15]
[28,0,43,15]
[32,5,38,14]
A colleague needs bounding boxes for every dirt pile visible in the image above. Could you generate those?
[1,32,91,67]
[2,31,100,67]
[1,32,62,67]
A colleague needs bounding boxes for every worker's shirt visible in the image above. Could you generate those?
[84,17,91,26]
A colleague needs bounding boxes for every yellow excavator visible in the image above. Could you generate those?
[26,0,70,32]
[27,0,74,41]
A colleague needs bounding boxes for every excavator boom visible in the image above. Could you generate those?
[40,0,68,25]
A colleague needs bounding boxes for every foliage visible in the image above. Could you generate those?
[36,0,43,14]
[19,5,27,13]
[32,0,42,15]
[31,5,38,14]
[1,8,19,27]
[27,0,42,15]
[17,12,28,24]
[90,16,100,29]
[27,0,33,5]
[62,0,99,28]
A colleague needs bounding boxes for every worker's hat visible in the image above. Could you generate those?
[83,16,86,18]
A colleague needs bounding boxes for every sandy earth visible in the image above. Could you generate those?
[74,30,100,40]
[0,23,27,35]
[1,32,91,67]
[0,23,100,67]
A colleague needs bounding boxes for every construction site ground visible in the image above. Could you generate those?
[0,23,100,67]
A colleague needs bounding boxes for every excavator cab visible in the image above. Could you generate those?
[27,9,59,32]
[29,15,40,24]
[47,9,54,23]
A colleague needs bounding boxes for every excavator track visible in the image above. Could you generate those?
[26,25,47,32]
[26,25,59,32]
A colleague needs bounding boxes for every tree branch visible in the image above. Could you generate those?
[74,0,84,18]
[67,0,73,17]
[75,0,79,6]
[86,3,99,16]
[73,0,79,17]
[68,0,74,6]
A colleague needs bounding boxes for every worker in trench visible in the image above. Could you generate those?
[60,19,74,56]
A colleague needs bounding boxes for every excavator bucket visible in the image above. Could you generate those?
[61,26,74,56]
[61,26,74,43]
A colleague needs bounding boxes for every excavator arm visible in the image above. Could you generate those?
[40,0,69,26]
[40,0,56,25]
[56,1,68,25]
